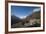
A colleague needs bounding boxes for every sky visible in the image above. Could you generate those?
[11,6,40,19]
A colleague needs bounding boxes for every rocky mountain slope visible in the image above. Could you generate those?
[11,11,40,28]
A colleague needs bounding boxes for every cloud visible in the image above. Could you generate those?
[19,16,27,19]
[33,8,41,12]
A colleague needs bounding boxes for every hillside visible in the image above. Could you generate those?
[23,11,40,22]
[32,11,40,19]
[11,15,22,25]
[11,11,40,28]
